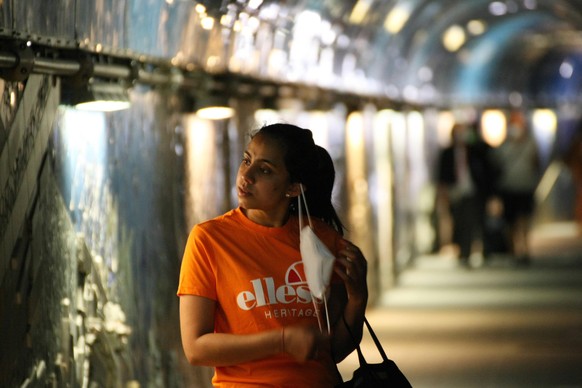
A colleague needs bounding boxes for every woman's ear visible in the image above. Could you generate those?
[286,182,303,198]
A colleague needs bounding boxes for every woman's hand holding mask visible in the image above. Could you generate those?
[335,239,368,305]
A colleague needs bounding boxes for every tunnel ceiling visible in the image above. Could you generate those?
[193,0,582,108]
[2,0,582,109]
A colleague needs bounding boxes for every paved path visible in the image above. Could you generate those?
[337,222,582,388]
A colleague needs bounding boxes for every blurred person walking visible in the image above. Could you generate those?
[493,111,541,265]
[436,122,497,267]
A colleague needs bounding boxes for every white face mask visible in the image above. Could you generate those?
[300,225,336,300]
[298,185,335,333]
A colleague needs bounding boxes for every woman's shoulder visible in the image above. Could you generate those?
[191,209,241,234]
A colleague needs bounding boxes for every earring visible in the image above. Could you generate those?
[285,193,290,198]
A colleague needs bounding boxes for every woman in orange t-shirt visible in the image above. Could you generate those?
[178,123,368,387]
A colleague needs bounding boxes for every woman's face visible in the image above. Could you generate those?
[236,133,296,225]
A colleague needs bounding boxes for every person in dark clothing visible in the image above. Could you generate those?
[436,122,497,266]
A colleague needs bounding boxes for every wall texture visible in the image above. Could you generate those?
[0,75,215,386]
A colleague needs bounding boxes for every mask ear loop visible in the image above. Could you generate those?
[298,184,331,334]
[298,184,313,229]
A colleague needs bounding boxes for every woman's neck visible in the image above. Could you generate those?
[240,207,290,227]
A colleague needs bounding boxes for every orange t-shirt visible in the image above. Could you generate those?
[177,207,343,387]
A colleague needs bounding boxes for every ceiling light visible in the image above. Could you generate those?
[384,4,411,34]
[195,94,234,120]
[201,16,215,30]
[489,1,508,16]
[349,0,372,25]
[442,25,466,52]
[248,0,263,10]
[560,60,574,79]
[467,20,487,35]
[61,81,131,112]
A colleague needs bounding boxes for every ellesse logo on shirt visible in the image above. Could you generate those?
[236,261,314,311]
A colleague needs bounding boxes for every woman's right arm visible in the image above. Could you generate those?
[179,295,324,366]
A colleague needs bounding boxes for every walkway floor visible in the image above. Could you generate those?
[337,222,582,388]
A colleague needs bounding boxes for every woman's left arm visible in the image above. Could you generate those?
[329,239,368,362]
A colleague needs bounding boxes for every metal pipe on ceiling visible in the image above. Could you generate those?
[0,44,175,86]
[0,39,403,111]
[0,51,18,68]
[32,57,81,76]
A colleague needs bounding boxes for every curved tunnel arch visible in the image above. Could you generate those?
[355,0,582,107]
[453,12,558,105]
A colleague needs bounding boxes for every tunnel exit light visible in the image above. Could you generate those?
[481,109,507,147]
[532,109,557,133]
[532,108,557,162]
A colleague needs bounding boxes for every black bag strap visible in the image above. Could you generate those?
[339,316,413,388]
[364,317,390,362]
[342,315,390,366]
